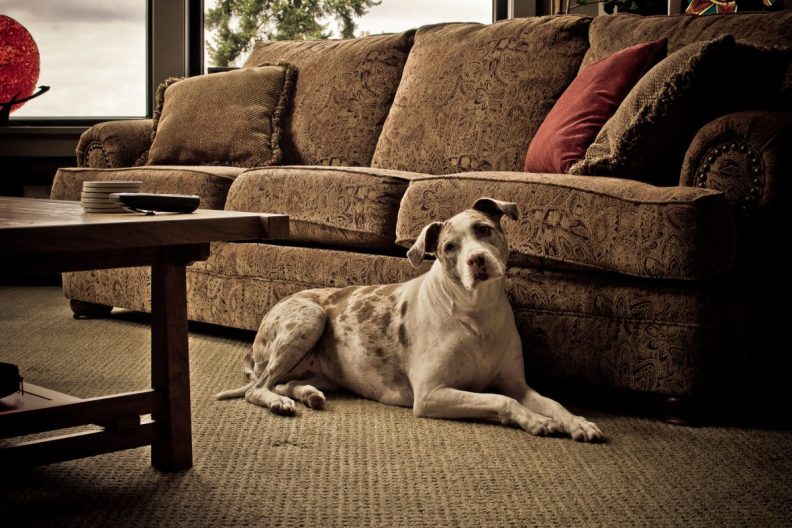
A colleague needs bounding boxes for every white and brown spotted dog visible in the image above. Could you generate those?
[217,198,602,441]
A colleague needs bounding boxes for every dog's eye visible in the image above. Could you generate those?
[443,242,457,253]
[473,224,492,237]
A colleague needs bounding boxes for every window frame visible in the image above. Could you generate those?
[1,0,202,158]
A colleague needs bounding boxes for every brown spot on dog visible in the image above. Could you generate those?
[377,310,391,332]
[400,301,408,317]
[436,224,463,285]
[285,321,297,331]
[326,286,356,314]
[356,301,375,324]
[398,323,410,348]
[373,347,386,358]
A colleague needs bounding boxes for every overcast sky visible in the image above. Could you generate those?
[5,0,490,118]
[5,0,146,118]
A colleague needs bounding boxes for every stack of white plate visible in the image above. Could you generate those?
[81,181,142,213]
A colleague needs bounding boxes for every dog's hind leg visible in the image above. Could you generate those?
[244,297,328,415]
[274,374,334,410]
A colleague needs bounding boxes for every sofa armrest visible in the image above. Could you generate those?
[77,119,153,168]
[680,111,791,218]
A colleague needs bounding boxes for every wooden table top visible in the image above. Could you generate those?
[0,197,289,254]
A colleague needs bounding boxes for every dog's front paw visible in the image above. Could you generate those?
[514,409,562,437]
[567,416,603,442]
[270,396,297,416]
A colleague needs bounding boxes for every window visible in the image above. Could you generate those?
[204,0,493,69]
[5,0,147,120]
[354,0,492,36]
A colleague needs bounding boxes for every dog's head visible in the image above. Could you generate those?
[407,197,519,290]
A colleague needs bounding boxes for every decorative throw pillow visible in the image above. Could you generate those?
[147,64,296,167]
[569,36,789,186]
[524,38,667,174]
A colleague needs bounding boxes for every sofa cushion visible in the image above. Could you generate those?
[243,32,415,167]
[226,166,421,249]
[396,171,736,280]
[524,37,667,175]
[581,12,792,93]
[147,65,295,167]
[569,36,789,186]
[51,166,242,210]
[371,16,591,175]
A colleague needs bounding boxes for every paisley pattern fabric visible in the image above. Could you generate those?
[680,111,791,214]
[580,12,792,93]
[61,243,739,396]
[77,119,153,168]
[243,31,415,167]
[570,37,789,187]
[62,243,429,331]
[51,166,241,210]
[226,166,421,249]
[508,266,741,395]
[371,16,591,175]
[396,172,736,280]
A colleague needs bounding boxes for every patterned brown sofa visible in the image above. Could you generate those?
[51,13,792,421]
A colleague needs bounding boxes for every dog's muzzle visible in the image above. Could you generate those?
[465,251,502,283]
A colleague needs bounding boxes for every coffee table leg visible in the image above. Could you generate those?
[150,252,193,471]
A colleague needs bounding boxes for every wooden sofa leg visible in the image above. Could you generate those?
[70,299,113,319]
[661,396,697,426]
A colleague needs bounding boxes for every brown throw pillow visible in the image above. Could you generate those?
[569,36,789,186]
[147,64,296,167]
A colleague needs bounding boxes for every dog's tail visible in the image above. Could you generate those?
[215,380,255,400]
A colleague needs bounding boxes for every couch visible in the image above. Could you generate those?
[50,13,792,421]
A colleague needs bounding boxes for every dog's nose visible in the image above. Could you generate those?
[466,253,486,268]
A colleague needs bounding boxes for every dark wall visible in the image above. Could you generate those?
[0,156,74,198]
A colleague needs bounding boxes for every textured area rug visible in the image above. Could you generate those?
[1,286,790,527]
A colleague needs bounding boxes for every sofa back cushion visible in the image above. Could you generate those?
[581,12,792,92]
[371,16,591,175]
[243,31,415,167]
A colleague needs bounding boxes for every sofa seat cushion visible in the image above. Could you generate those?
[226,166,421,249]
[396,172,736,280]
[371,16,591,175]
[51,166,242,209]
[243,31,415,167]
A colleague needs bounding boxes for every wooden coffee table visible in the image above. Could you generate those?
[0,197,288,471]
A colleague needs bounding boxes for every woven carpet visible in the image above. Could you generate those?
[1,286,790,527]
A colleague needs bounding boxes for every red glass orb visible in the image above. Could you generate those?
[0,15,41,113]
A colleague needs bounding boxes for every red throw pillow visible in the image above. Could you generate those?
[524,37,667,174]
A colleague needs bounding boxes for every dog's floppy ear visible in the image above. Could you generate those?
[407,221,442,268]
[472,197,520,222]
